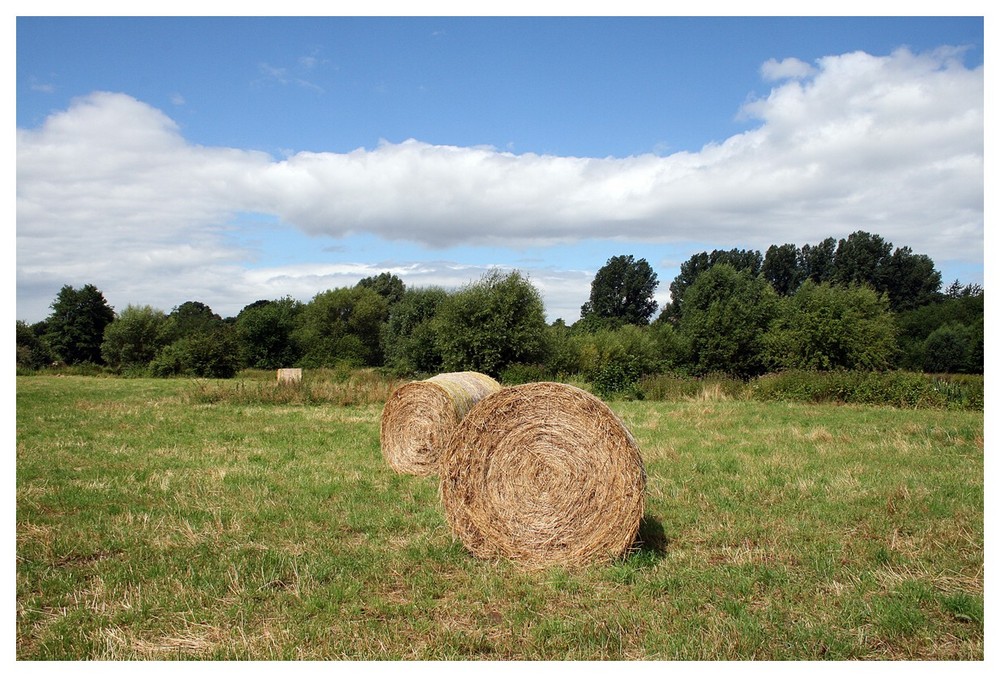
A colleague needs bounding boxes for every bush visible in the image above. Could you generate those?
[433,269,548,377]
[500,363,551,386]
[638,372,746,401]
[749,370,982,410]
[591,356,645,400]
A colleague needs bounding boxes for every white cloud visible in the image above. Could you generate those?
[16,47,983,324]
[760,57,816,81]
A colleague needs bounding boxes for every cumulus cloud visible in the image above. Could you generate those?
[16,47,983,323]
[761,57,816,81]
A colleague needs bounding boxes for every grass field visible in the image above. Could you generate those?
[15,373,984,660]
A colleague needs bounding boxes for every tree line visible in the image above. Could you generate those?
[16,231,983,386]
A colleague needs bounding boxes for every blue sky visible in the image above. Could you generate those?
[15,10,986,323]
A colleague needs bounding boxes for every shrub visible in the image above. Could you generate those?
[500,363,551,386]
[591,356,644,400]
[638,372,746,401]
[749,370,982,410]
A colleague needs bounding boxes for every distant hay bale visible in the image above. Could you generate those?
[439,382,646,569]
[277,368,302,385]
[380,371,502,476]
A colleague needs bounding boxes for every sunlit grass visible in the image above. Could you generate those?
[17,375,983,659]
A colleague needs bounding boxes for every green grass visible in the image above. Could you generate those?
[16,374,983,660]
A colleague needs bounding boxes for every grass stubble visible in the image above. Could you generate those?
[15,374,983,660]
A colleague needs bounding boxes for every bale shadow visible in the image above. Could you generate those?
[626,513,670,566]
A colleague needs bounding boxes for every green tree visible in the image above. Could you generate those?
[922,324,977,374]
[382,287,448,375]
[799,237,837,284]
[882,246,942,312]
[765,281,898,371]
[833,230,893,289]
[150,325,241,378]
[43,284,116,364]
[678,264,778,378]
[894,283,982,372]
[234,297,304,369]
[762,243,804,296]
[295,286,389,367]
[356,272,406,306]
[433,269,548,377]
[663,248,763,322]
[579,254,659,327]
[160,301,225,344]
[573,324,663,397]
[16,320,53,370]
[101,305,169,371]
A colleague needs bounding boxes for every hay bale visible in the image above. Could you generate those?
[277,368,302,385]
[439,382,646,569]
[380,371,502,476]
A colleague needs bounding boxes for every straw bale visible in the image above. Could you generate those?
[276,368,302,385]
[380,371,502,476]
[439,382,646,569]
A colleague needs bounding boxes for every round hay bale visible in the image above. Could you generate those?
[380,371,502,476]
[439,382,646,569]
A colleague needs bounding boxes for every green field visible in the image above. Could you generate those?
[16,374,984,660]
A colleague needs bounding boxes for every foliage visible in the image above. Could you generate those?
[149,325,241,378]
[831,232,942,312]
[356,272,406,306]
[799,237,838,283]
[294,286,389,368]
[750,369,982,410]
[433,269,548,377]
[499,362,551,386]
[42,283,116,365]
[579,254,659,327]
[16,320,53,371]
[100,305,169,371]
[922,323,981,374]
[895,288,983,373]
[762,243,804,296]
[234,297,304,369]
[765,281,898,372]
[159,300,225,344]
[542,320,582,379]
[574,324,662,398]
[382,287,448,375]
[663,248,763,322]
[678,264,779,378]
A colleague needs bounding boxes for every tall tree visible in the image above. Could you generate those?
[382,287,448,375]
[832,230,893,289]
[356,272,406,306]
[43,284,116,364]
[579,254,659,327]
[664,248,762,322]
[882,246,942,312]
[678,263,778,378]
[160,301,225,344]
[762,243,804,296]
[799,237,837,284]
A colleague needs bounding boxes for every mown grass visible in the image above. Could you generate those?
[16,374,983,660]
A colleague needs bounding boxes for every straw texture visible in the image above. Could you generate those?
[439,382,646,569]
[380,371,502,476]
